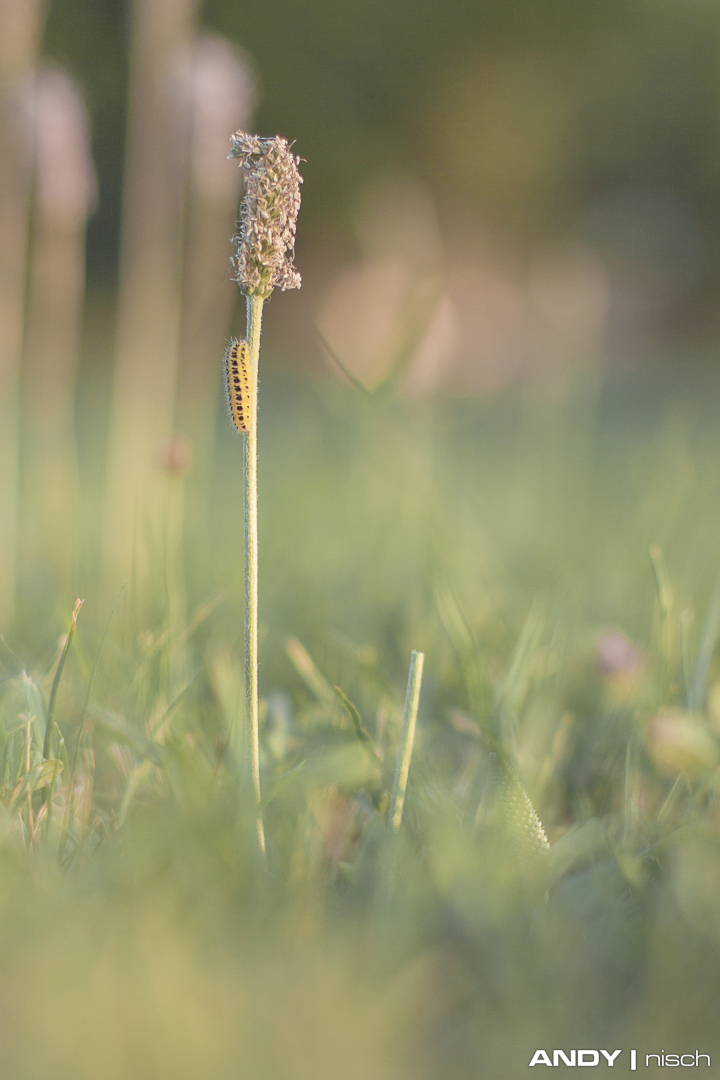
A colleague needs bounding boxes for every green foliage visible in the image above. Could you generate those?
[4,370,720,1074]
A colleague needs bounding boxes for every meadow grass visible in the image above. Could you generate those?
[3,363,720,1077]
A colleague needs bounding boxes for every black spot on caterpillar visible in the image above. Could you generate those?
[224,338,254,433]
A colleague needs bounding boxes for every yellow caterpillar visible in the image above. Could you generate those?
[224,338,254,433]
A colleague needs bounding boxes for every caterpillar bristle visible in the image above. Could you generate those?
[224,338,254,433]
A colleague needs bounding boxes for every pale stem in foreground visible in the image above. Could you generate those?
[389,650,424,830]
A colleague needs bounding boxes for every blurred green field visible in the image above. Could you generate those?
[3,365,720,1078]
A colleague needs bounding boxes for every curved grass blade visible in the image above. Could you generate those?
[315,328,373,396]
[62,586,125,850]
[44,599,83,761]
[333,685,376,754]
[333,685,384,810]
[43,600,83,833]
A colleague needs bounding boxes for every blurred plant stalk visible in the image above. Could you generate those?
[22,67,96,597]
[103,0,199,603]
[158,432,192,695]
[176,34,255,505]
[0,0,46,626]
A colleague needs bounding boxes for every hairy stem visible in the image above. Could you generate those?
[244,292,265,854]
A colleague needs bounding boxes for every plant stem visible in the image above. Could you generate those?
[389,650,424,830]
[44,599,83,761]
[43,598,83,834]
[244,292,265,854]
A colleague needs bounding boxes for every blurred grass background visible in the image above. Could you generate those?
[2,0,720,1076]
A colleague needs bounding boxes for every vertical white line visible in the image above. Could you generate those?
[389,650,424,830]
[630,1049,637,1071]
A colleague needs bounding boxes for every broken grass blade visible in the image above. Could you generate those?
[388,650,424,831]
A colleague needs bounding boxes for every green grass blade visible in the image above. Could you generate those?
[44,599,83,761]
[333,685,376,753]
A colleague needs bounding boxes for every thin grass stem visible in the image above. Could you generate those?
[649,544,673,704]
[389,650,424,831]
[244,292,265,854]
[62,585,124,852]
[25,717,35,849]
[43,599,83,834]
[44,599,83,762]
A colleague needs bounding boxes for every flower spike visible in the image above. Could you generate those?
[228,132,302,297]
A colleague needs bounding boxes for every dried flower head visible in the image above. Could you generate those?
[228,131,302,297]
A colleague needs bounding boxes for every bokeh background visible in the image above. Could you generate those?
[55,0,720,358]
[2,0,720,637]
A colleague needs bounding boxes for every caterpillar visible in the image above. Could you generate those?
[224,338,254,433]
